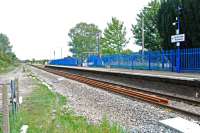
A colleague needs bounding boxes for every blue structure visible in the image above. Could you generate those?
[49,57,80,66]
[48,48,200,72]
[87,55,103,67]
[87,48,200,72]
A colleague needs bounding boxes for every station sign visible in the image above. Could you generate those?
[171,34,185,43]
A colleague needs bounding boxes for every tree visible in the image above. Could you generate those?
[101,17,128,55]
[157,0,180,49]
[0,33,11,56]
[157,0,200,49]
[131,0,161,51]
[68,22,101,60]
[0,33,17,67]
[121,49,133,54]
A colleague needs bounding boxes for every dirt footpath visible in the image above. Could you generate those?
[0,65,35,110]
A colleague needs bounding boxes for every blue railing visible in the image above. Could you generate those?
[48,48,200,72]
[87,48,200,72]
[181,48,200,71]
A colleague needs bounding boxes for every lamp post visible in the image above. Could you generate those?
[177,15,181,73]
[172,6,182,73]
[176,6,182,73]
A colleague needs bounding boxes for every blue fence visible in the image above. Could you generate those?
[49,57,80,66]
[48,48,200,72]
[87,48,200,72]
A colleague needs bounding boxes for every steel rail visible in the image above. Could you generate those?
[56,68,200,105]
[46,68,169,104]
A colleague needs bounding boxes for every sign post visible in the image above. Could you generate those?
[176,15,181,73]
[171,6,184,73]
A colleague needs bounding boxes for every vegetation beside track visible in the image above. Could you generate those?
[0,64,19,74]
[0,33,18,73]
[10,74,126,133]
[0,114,2,132]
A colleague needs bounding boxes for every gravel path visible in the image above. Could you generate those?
[29,66,200,133]
[0,67,21,110]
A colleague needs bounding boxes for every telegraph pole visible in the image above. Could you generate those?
[96,32,100,57]
[53,50,55,60]
[142,16,144,55]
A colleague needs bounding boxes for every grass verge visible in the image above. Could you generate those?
[0,63,19,74]
[0,114,2,133]
[10,77,126,133]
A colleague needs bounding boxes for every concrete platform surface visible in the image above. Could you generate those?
[46,65,200,82]
[159,117,200,133]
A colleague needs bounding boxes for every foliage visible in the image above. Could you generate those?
[27,59,49,65]
[131,0,161,51]
[121,49,133,54]
[0,113,2,132]
[157,0,180,49]
[68,22,101,60]
[0,33,17,72]
[101,17,128,55]
[10,76,126,133]
[157,0,200,49]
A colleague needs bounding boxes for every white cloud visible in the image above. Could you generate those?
[0,0,150,60]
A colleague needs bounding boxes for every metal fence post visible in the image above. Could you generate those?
[171,49,174,72]
[162,50,164,69]
[131,54,134,70]
[176,47,181,72]
[118,54,120,67]
[15,78,19,111]
[2,84,10,133]
[10,80,16,117]
[148,52,151,70]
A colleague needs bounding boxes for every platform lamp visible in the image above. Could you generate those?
[172,5,183,73]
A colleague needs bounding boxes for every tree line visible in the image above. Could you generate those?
[133,0,200,50]
[0,33,17,70]
[68,0,200,59]
[68,17,130,60]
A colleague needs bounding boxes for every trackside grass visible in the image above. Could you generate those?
[0,114,2,132]
[0,63,19,74]
[10,77,126,133]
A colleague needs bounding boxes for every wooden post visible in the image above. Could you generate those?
[2,84,10,133]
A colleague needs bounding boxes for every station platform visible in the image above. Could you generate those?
[46,65,200,83]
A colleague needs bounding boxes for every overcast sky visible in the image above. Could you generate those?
[0,0,151,60]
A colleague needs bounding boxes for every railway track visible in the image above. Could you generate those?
[32,65,200,118]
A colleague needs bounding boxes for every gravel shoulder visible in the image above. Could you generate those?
[64,70,200,115]
[29,65,200,132]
